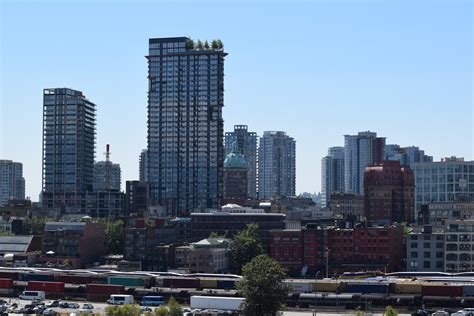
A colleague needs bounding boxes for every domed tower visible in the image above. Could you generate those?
[223,142,248,202]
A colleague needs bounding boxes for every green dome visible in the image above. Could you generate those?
[224,152,247,168]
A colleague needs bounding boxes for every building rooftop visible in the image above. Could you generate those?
[0,236,34,254]
[45,222,86,232]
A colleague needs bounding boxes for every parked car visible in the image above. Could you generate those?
[82,303,94,309]
[67,302,80,309]
[59,301,69,308]
[46,300,60,308]
[42,308,59,316]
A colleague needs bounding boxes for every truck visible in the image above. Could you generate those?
[190,296,244,311]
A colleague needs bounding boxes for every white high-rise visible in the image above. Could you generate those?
[0,160,25,206]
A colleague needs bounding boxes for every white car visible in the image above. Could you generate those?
[82,303,94,309]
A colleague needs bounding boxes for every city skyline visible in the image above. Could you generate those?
[1,1,472,199]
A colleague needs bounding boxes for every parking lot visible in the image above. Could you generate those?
[0,297,109,314]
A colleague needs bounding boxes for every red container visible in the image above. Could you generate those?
[86,284,125,295]
[28,281,65,293]
[422,285,463,297]
[163,277,200,289]
[0,272,18,280]
[55,274,91,285]
[0,278,14,289]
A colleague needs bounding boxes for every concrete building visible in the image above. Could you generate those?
[139,149,148,183]
[147,37,226,215]
[0,236,42,267]
[413,157,474,212]
[125,181,149,216]
[364,160,415,223]
[344,131,385,195]
[93,161,121,192]
[258,131,296,199]
[384,145,433,167]
[41,221,105,268]
[321,147,345,207]
[428,201,474,225]
[406,225,444,272]
[329,192,364,221]
[41,88,96,214]
[225,125,258,198]
[223,147,248,201]
[0,160,25,207]
[444,220,474,272]
[176,238,231,273]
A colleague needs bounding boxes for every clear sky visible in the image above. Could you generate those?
[1,0,472,200]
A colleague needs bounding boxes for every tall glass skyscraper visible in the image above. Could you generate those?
[224,125,258,198]
[41,88,96,213]
[147,37,226,214]
[0,160,25,206]
[321,147,345,207]
[258,131,296,199]
[344,131,385,195]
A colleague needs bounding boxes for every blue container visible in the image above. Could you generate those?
[217,280,236,290]
[21,273,55,282]
[346,283,388,294]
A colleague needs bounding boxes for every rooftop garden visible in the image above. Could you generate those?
[186,38,224,50]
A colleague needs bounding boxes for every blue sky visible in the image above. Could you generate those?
[1,0,472,200]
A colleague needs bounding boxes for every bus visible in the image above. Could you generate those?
[140,296,165,306]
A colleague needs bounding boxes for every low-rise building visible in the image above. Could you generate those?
[176,238,231,273]
[270,229,303,276]
[445,219,474,272]
[406,225,445,272]
[329,193,364,221]
[0,235,42,267]
[428,202,474,225]
[41,221,105,268]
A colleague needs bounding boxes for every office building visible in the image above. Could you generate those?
[93,162,121,192]
[223,147,248,201]
[364,160,415,223]
[329,192,364,221]
[139,149,148,182]
[225,125,258,198]
[344,131,385,195]
[406,225,444,272]
[384,145,433,167]
[0,160,25,207]
[428,201,474,225]
[413,157,474,212]
[321,147,345,207]
[125,181,149,216]
[147,37,226,215]
[41,88,96,214]
[445,220,474,272]
[258,131,296,199]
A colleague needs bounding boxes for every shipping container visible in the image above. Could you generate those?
[108,276,145,287]
[0,288,14,296]
[393,283,423,294]
[0,278,14,289]
[28,281,65,293]
[20,273,55,282]
[313,281,345,293]
[0,271,18,280]
[199,278,218,289]
[55,274,91,285]
[86,284,125,295]
[421,285,463,297]
[284,280,313,293]
[217,280,236,290]
[162,277,199,289]
[346,283,388,294]
[464,285,474,297]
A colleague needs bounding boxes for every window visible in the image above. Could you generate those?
[423,261,431,269]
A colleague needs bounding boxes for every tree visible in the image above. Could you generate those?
[196,40,204,50]
[154,305,168,315]
[211,39,219,49]
[203,40,210,49]
[185,38,195,49]
[23,216,55,235]
[0,229,14,236]
[167,296,182,316]
[104,304,141,316]
[237,254,288,316]
[104,219,124,254]
[385,306,398,316]
[231,223,264,273]
[216,39,224,49]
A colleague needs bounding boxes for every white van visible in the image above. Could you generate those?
[19,290,46,300]
[107,294,134,305]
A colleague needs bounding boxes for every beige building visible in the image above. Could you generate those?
[175,238,231,273]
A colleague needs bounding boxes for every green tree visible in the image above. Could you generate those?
[231,223,264,273]
[196,40,203,50]
[186,38,195,49]
[0,229,14,236]
[24,216,55,235]
[237,254,288,316]
[105,304,141,316]
[211,39,219,49]
[167,296,182,316]
[385,306,398,316]
[104,219,124,254]
[154,305,168,315]
[216,39,224,49]
[203,40,210,49]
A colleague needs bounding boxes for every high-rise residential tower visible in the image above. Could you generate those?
[344,131,385,195]
[321,146,344,207]
[147,37,226,214]
[139,149,148,182]
[258,131,296,200]
[41,88,96,213]
[225,125,258,199]
[0,160,25,206]
[384,145,433,167]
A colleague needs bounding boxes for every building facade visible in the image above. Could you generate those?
[93,161,121,192]
[428,202,474,225]
[406,225,444,272]
[147,37,226,215]
[444,220,474,272]
[125,181,149,216]
[225,125,258,198]
[329,192,364,221]
[384,145,433,167]
[344,131,385,195]
[139,149,148,183]
[364,160,415,223]
[0,160,25,207]
[258,131,296,199]
[413,157,474,212]
[321,147,345,207]
[223,148,248,201]
[41,88,96,214]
